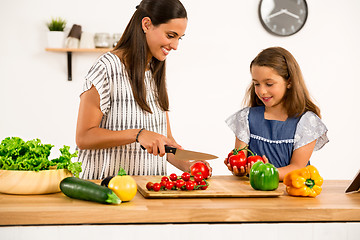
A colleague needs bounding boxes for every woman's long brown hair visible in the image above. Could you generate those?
[245,47,321,118]
[112,0,187,113]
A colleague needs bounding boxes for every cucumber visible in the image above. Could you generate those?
[60,177,121,205]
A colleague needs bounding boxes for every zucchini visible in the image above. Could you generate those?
[60,177,121,204]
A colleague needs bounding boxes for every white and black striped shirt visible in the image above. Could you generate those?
[77,52,167,180]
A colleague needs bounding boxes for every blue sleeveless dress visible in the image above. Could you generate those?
[248,106,300,167]
[226,106,329,168]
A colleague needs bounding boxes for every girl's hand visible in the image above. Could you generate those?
[244,155,268,174]
[224,158,247,177]
[137,129,182,157]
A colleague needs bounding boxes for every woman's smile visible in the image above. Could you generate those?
[161,47,170,56]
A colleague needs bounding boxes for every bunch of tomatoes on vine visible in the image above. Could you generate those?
[146,162,210,191]
[227,145,265,169]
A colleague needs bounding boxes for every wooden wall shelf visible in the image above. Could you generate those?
[45,48,112,81]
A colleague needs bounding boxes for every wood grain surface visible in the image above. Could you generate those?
[136,175,283,198]
[0,176,359,226]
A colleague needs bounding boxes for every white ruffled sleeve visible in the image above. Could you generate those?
[225,107,250,144]
[82,56,111,115]
[294,111,329,151]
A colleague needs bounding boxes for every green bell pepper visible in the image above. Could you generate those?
[249,161,279,191]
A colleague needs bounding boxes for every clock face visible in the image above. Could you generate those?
[259,0,308,36]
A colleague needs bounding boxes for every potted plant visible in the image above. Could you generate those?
[46,17,67,48]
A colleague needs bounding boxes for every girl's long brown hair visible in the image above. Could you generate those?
[112,0,187,113]
[245,47,321,118]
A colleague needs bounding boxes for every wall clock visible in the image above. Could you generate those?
[258,0,308,36]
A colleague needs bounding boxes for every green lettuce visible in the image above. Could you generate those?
[0,137,81,177]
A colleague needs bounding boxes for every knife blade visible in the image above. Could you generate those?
[141,145,218,161]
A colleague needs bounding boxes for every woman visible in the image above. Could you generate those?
[76,0,208,179]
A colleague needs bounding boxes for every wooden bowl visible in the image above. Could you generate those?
[0,169,72,195]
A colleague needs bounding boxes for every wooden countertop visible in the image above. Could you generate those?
[0,176,359,226]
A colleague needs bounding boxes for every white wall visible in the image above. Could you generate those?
[0,0,359,180]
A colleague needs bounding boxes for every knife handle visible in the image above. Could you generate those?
[165,145,177,154]
[140,145,177,154]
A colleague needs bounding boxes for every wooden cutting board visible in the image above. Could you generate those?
[133,175,284,198]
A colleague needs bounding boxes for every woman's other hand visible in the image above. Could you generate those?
[189,160,212,178]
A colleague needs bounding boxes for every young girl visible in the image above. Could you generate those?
[225,47,328,181]
[76,0,210,179]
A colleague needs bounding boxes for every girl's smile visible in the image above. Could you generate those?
[261,96,272,102]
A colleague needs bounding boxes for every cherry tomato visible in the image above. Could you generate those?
[152,183,161,192]
[160,181,167,188]
[190,162,210,179]
[185,181,195,190]
[193,172,203,183]
[161,176,169,182]
[165,181,174,190]
[169,173,178,181]
[199,180,208,190]
[175,179,185,189]
[146,182,154,190]
[181,172,191,181]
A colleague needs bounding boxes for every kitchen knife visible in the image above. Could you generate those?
[345,169,360,193]
[141,145,218,161]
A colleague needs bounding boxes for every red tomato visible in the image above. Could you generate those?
[226,149,235,164]
[185,181,195,190]
[146,182,154,190]
[199,180,208,190]
[165,181,174,190]
[161,176,169,182]
[160,180,167,187]
[193,172,203,183]
[190,162,210,179]
[229,151,247,169]
[247,155,265,165]
[153,183,161,192]
[181,172,191,181]
[169,173,178,181]
[176,179,185,188]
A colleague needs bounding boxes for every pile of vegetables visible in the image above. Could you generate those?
[0,136,81,177]
[145,162,211,191]
[60,168,137,205]
[145,172,209,192]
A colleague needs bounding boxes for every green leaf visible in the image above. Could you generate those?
[47,17,66,31]
[117,168,127,176]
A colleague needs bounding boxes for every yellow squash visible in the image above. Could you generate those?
[108,168,137,202]
[283,165,323,198]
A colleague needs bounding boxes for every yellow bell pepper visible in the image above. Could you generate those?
[108,168,137,202]
[283,165,323,198]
